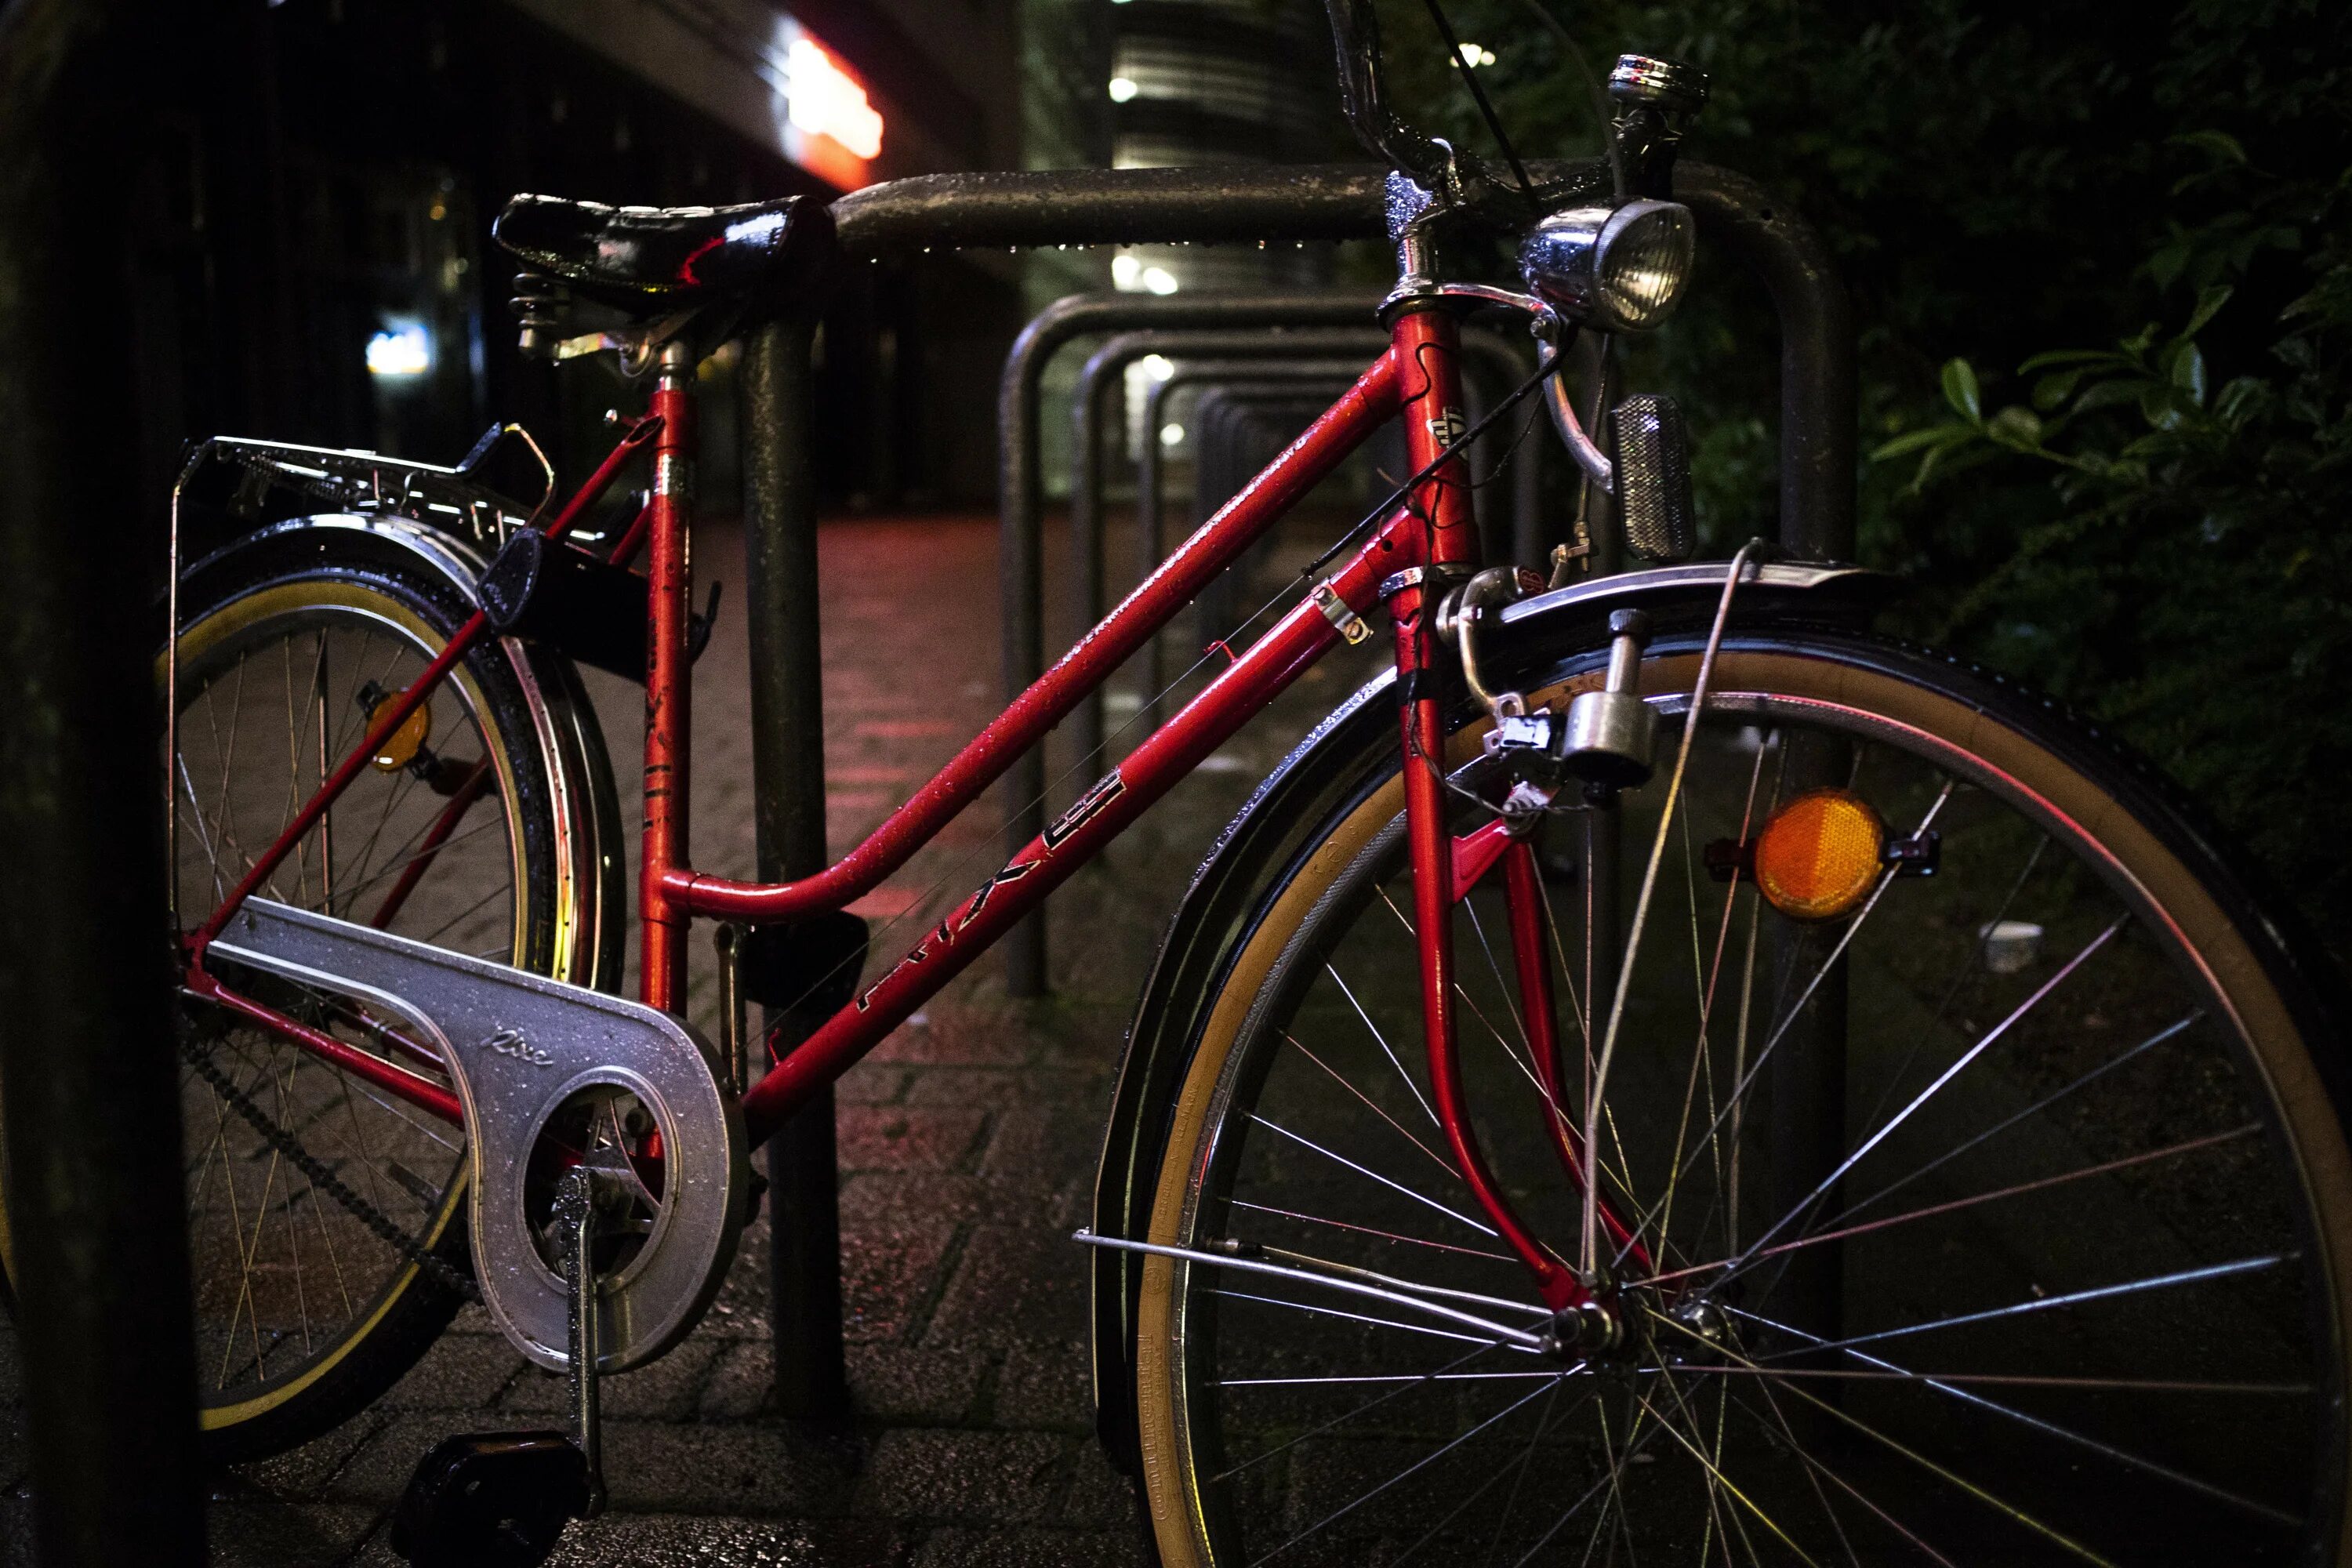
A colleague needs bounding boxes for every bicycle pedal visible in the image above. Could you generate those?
[390,1429,590,1568]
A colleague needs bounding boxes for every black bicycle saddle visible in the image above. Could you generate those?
[492,194,837,317]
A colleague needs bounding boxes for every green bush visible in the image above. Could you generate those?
[1369,0,2352,946]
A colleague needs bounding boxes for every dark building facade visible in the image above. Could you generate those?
[120,0,1022,528]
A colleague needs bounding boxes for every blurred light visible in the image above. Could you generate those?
[1160,423,1185,447]
[1111,254,1142,289]
[1457,42,1496,67]
[1108,76,1139,103]
[1141,266,1178,295]
[786,37,884,158]
[366,322,432,379]
[1138,354,1174,379]
[1981,920,2046,974]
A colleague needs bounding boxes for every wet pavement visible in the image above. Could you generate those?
[2,504,1385,1566]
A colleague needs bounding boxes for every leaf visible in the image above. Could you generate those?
[1869,426,1971,461]
[1941,358,1983,424]
[2033,368,2087,412]
[2171,129,2248,166]
[2181,283,2234,339]
[2020,349,2125,372]
[2140,382,2181,428]
[2171,341,2208,406]
[2074,379,2151,413]
[2213,376,2267,425]
[1987,405,2045,450]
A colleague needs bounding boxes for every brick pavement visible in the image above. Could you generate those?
[2,506,1384,1566]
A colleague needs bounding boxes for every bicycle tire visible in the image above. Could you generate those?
[1126,622,2352,1565]
[0,517,622,1464]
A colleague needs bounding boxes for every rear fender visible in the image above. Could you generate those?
[176,514,628,994]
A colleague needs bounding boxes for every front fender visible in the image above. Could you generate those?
[1086,557,1893,1471]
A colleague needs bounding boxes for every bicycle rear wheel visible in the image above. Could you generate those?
[1131,627,2352,1565]
[0,521,619,1462]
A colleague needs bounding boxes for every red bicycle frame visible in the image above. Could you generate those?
[181,303,1624,1312]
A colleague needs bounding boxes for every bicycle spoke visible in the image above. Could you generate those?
[1730,1304,2300,1524]
[1224,1196,1514,1262]
[1639,1370,1820,1567]
[1246,1113,1499,1236]
[1727,1381,1940,1568]
[1730,912,2125,1271]
[1327,960,1443,1133]
[1283,1031,1454,1180]
[1209,1341,1509,1482]
[1641,1122,2260,1290]
[1211,1287,1522,1351]
[1831,1011,2201,1234]
[1647,1306,2120,1567]
[1247,1373,1563,1566]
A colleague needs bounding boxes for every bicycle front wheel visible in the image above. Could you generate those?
[1131,627,2352,1565]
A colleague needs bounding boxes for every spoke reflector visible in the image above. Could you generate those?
[367,688,433,772]
[1753,788,1884,920]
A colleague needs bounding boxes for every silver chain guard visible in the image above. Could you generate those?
[211,898,747,1374]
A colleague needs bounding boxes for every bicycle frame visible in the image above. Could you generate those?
[180,300,1611,1316]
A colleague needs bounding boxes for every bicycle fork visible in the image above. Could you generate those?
[1388,305,1647,1333]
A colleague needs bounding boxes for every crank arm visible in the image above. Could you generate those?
[210,897,748,1373]
[1072,1229,1570,1348]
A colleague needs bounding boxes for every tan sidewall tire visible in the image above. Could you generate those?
[1133,647,2352,1567]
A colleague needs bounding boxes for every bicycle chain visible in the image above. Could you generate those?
[178,1033,481,1303]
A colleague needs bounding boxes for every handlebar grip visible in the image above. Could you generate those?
[1322,0,1455,191]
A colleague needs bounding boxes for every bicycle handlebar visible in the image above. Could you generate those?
[1321,0,1466,194]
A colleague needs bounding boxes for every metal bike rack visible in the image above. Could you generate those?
[736,318,853,1421]
[830,160,1853,554]
[1065,326,1385,766]
[992,292,1388,995]
[1073,321,1547,746]
[741,158,1853,1406]
[1136,359,1373,725]
[1025,300,1541,992]
[1186,383,1366,638]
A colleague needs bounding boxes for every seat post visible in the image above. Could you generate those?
[640,339,698,1011]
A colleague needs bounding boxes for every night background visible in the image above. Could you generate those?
[3,0,2350,1562]
[71,0,2352,954]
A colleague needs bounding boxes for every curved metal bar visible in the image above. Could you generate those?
[995,293,1381,993]
[1068,328,1385,766]
[1139,360,1377,728]
[837,159,1849,558]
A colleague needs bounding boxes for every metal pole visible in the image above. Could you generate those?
[1670,165,1857,561]
[739,318,849,1422]
[0,1,205,1560]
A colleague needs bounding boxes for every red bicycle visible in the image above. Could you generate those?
[25,2,2351,1561]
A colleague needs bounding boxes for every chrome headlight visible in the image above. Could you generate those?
[1519,199,1697,332]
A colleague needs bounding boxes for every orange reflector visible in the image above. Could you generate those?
[1752,788,1885,920]
[368,695,433,773]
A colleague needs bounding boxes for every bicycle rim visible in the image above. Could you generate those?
[1136,637,2352,1566]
